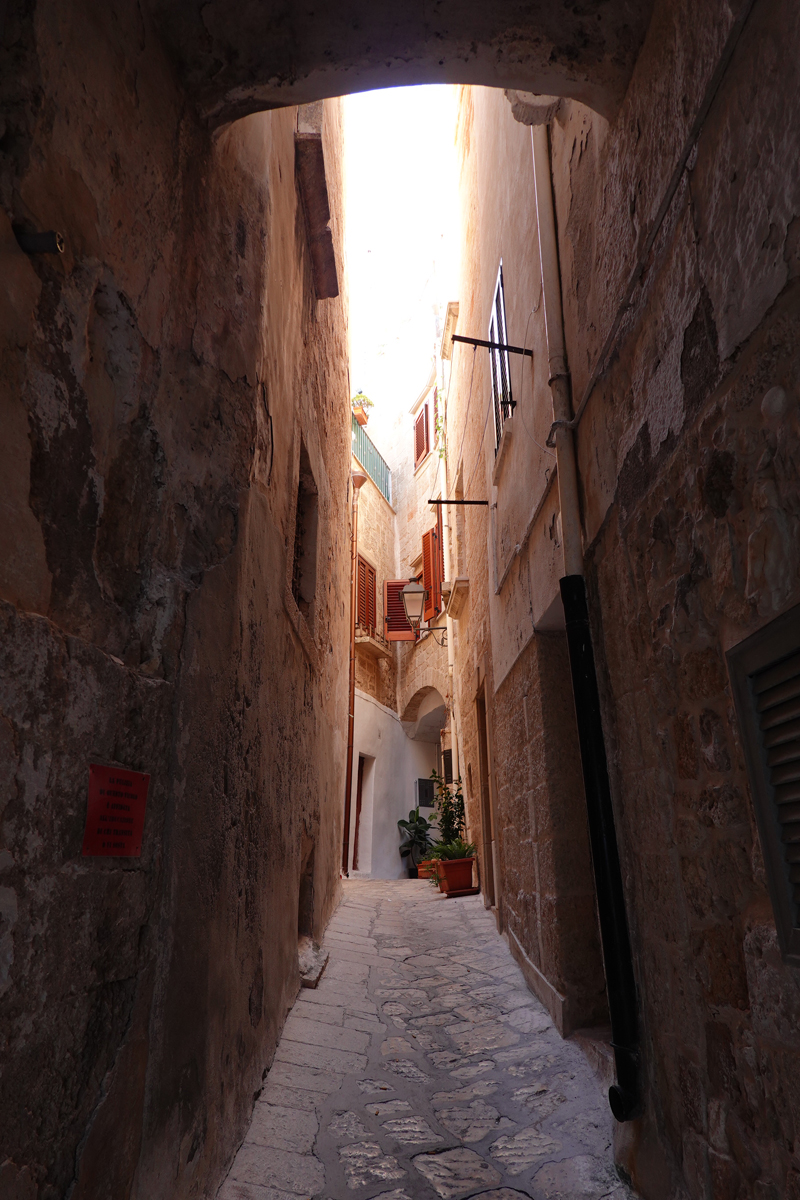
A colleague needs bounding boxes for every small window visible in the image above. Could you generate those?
[421,520,444,622]
[414,404,429,468]
[489,264,514,451]
[357,555,376,636]
[384,579,415,641]
[415,778,435,809]
[421,507,445,623]
[291,441,319,621]
[728,602,800,965]
[443,749,453,784]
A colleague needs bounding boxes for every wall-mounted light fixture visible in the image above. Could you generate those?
[400,580,447,646]
[14,229,65,255]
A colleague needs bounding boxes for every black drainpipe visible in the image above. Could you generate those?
[560,573,641,1122]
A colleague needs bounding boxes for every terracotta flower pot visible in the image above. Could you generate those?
[352,405,369,426]
[417,859,436,879]
[438,857,474,893]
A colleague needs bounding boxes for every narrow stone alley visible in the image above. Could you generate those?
[218,882,631,1200]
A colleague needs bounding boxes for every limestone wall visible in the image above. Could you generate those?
[446,84,606,1034]
[449,1,800,1194]
[0,4,349,1197]
[353,467,397,710]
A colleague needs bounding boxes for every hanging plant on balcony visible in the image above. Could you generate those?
[351,391,374,426]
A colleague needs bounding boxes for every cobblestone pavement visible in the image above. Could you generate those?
[218,880,633,1200]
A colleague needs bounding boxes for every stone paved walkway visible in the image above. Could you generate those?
[217,880,633,1200]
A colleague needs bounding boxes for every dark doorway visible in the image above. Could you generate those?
[476,691,498,911]
[352,756,366,871]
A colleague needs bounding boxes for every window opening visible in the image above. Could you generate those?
[443,748,454,784]
[414,404,430,468]
[422,525,443,622]
[384,579,416,641]
[291,441,319,621]
[489,264,514,451]
[357,555,376,636]
[728,602,800,964]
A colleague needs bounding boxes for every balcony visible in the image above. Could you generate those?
[352,415,391,504]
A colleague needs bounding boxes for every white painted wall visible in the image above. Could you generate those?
[348,688,438,879]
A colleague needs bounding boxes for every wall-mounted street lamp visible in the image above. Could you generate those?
[400,581,447,646]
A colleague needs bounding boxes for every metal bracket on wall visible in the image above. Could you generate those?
[451,333,532,357]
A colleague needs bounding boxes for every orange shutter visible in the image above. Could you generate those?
[384,580,415,641]
[422,529,436,622]
[357,556,377,635]
[357,556,367,628]
[414,405,429,467]
[366,561,376,635]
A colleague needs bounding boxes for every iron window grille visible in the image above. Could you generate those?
[489,263,514,451]
[728,601,800,965]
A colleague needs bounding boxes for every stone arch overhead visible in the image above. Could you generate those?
[400,666,451,730]
[149,0,656,126]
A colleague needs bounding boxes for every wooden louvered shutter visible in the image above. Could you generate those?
[357,557,377,635]
[728,605,800,965]
[433,388,439,447]
[414,405,429,467]
[755,653,800,908]
[357,556,367,629]
[422,529,436,622]
[436,505,445,612]
[366,561,376,635]
[384,580,415,641]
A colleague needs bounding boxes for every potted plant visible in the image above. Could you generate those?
[434,838,477,894]
[431,769,465,843]
[351,391,374,427]
[397,806,434,878]
[427,771,473,891]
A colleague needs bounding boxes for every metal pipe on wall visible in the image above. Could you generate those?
[531,122,641,1122]
[342,470,368,874]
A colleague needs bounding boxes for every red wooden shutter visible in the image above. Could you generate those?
[422,529,436,622]
[384,580,415,641]
[366,561,376,635]
[414,405,429,467]
[357,557,377,635]
[357,556,367,628]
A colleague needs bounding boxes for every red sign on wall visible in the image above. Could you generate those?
[81,764,150,857]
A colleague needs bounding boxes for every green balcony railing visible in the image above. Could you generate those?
[352,415,392,504]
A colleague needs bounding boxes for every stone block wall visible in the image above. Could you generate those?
[446,83,606,1035]
[0,3,349,1197]
[354,469,398,711]
[450,0,800,1191]
[545,0,800,1192]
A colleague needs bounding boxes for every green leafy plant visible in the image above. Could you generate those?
[351,391,375,412]
[435,838,477,860]
[397,807,434,865]
[430,770,465,844]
